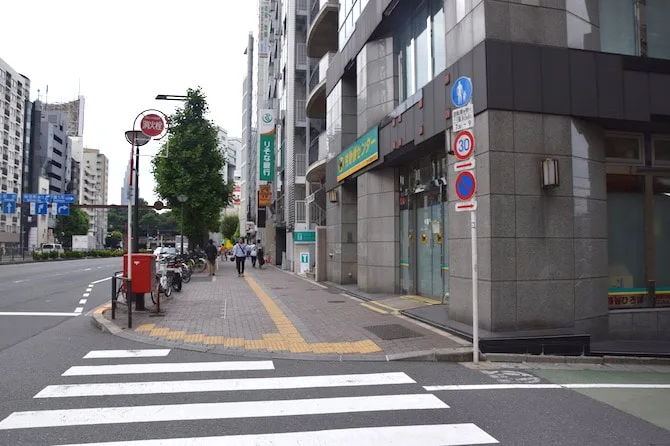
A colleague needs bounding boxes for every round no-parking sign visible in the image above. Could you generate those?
[453,130,475,161]
[455,171,477,201]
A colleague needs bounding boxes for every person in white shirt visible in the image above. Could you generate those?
[249,242,258,267]
[232,238,247,277]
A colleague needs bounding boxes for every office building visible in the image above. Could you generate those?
[0,57,30,248]
[81,148,108,248]
[120,162,134,206]
[314,1,670,349]
[45,96,84,137]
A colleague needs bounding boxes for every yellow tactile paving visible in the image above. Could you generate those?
[122,276,384,356]
[400,294,441,305]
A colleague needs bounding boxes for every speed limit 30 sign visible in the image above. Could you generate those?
[453,130,475,161]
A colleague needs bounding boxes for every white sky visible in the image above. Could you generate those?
[2,0,257,205]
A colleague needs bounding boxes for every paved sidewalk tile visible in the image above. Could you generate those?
[106,259,464,357]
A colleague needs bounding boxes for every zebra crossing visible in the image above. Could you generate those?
[0,349,499,445]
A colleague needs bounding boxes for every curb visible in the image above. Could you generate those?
[484,353,670,366]
[91,309,474,363]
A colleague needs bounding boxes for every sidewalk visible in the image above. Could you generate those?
[95,258,471,361]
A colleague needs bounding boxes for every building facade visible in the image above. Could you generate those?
[0,57,30,247]
[81,148,108,248]
[315,0,670,346]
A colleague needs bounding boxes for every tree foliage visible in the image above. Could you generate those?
[106,200,178,237]
[54,208,89,247]
[152,88,232,247]
[220,215,239,241]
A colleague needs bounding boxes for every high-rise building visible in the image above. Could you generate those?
[120,161,134,206]
[216,127,240,184]
[46,96,85,137]
[239,32,257,238]
[0,57,30,248]
[81,148,108,248]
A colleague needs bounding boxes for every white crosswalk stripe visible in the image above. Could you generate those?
[0,351,499,445]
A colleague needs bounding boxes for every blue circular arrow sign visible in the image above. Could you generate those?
[455,171,477,201]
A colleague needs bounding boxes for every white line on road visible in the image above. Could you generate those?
[90,277,111,284]
[424,383,670,391]
[82,349,171,359]
[54,424,498,446]
[84,268,92,271]
[62,360,275,376]
[0,312,79,317]
[85,288,92,292]
[34,372,416,398]
[0,394,447,430]
[82,293,90,298]
[74,307,84,314]
[78,299,87,305]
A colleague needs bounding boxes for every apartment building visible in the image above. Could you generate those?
[81,148,108,248]
[0,57,30,247]
[314,0,670,349]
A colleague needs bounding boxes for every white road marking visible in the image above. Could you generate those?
[35,372,416,398]
[62,360,275,376]
[84,268,92,271]
[85,288,92,292]
[74,307,84,314]
[78,299,87,305]
[55,424,498,446]
[82,349,171,359]
[0,312,79,317]
[91,277,111,284]
[82,293,90,298]
[0,394,446,430]
[424,383,670,391]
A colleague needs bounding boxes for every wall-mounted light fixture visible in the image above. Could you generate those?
[541,158,560,188]
[327,189,338,202]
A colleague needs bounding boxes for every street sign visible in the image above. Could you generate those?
[451,76,473,108]
[455,171,477,201]
[453,130,475,161]
[1,201,16,214]
[454,158,476,172]
[37,194,52,203]
[22,193,38,202]
[140,113,165,137]
[52,193,75,203]
[55,203,70,215]
[34,202,48,215]
[299,252,310,274]
[0,193,17,202]
[455,200,477,212]
[452,104,474,132]
[294,231,316,243]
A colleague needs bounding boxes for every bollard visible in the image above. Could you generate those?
[111,275,117,320]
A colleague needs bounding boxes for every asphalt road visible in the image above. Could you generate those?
[0,260,669,445]
[0,258,119,351]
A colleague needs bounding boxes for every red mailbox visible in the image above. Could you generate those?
[122,254,156,294]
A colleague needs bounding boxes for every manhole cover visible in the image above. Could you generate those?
[363,324,423,340]
[327,300,345,303]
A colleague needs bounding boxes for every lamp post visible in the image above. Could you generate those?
[177,195,188,254]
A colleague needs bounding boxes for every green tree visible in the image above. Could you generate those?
[157,211,178,234]
[220,215,239,242]
[105,230,123,249]
[54,208,89,247]
[152,88,232,247]
[139,212,160,235]
[107,207,127,235]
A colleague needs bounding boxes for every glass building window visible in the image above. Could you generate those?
[604,134,643,163]
[413,4,430,89]
[647,0,670,59]
[599,0,638,56]
[431,0,446,75]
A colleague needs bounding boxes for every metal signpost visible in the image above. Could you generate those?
[451,76,479,363]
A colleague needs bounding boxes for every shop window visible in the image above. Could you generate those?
[652,138,670,165]
[604,134,643,163]
[599,0,638,56]
[653,177,670,294]
[647,0,670,60]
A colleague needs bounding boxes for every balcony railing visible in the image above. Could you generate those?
[309,52,333,92]
[295,200,306,223]
[295,153,307,177]
[308,131,327,166]
[295,100,306,124]
[296,43,307,68]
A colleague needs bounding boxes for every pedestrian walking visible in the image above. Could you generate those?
[233,238,247,277]
[204,239,218,276]
[249,241,257,267]
[256,239,265,268]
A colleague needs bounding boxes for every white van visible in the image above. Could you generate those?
[40,243,64,254]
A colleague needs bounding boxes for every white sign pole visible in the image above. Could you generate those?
[470,208,479,364]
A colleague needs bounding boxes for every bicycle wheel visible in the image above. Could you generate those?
[193,260,207,274]
[181,266,192,283]
[116,279,127,302]
[163,276,173,297]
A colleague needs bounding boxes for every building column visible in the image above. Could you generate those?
[326,182,358,284]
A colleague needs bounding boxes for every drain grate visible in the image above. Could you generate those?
[327,300,345,303]
[363,324,424,340]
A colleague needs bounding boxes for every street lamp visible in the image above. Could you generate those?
[155,94,189,101]
[177,195,188,254]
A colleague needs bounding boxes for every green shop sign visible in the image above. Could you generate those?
[336,126,379,182]
[293,231,316,243]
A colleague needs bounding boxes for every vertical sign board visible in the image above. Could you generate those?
[258,184,272,208]
[259,109,275,182]
[258,0,271,58]
[300,252,310,274]
[450,75,480,364]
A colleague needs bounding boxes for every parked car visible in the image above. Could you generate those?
[40,243,64,255]
[153,246,176,260]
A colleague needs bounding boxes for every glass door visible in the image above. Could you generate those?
[415,189,443,298]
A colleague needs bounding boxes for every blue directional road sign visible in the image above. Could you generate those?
[55,203,70,216]
[22,193,39,202]
[35,202,48,215]
[52,193,75,203]
[451,76,473,108]
[1,201,16,214]
[0,193,17,202]
[37,194,52,203]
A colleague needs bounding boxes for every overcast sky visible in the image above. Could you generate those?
[2,0,257,205]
